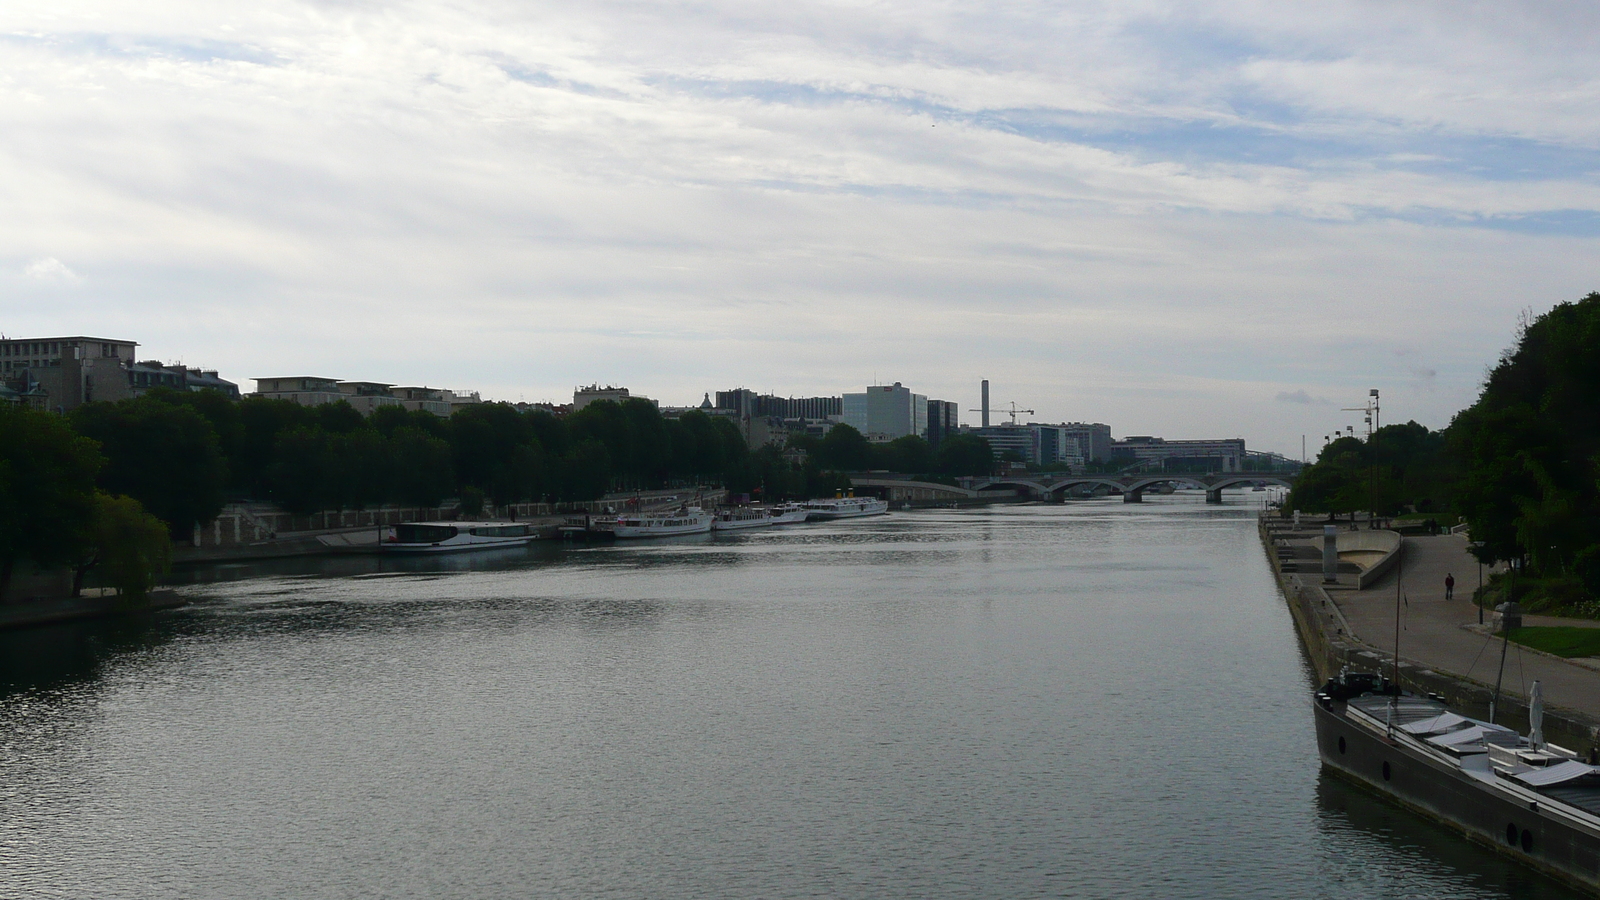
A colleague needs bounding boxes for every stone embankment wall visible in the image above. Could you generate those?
[1259,515,1600,757]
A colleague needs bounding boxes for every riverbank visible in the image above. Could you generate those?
[0,588,186,631]
[1261,514,1600,757]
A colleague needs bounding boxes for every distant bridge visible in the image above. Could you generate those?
[967,472,1295,503]
[846,472,1295,504]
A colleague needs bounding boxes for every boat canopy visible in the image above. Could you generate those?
[1402,712,1470,736]
[1425,724,1516,749]
[1508,760,1600,787]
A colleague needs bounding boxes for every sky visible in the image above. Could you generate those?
[4,1,1599,458]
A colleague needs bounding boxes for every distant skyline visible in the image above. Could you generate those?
[5,1,1598,457]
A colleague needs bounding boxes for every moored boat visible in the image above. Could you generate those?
[712,506,812,530]
[798,496,889,520]
[611,506,713,538]
[767,505,810,525]
[1313,671,1600,892]
[383,521,538,553]
[712,508,775,531]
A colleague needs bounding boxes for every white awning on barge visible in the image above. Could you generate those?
[1425,724,1516,749]
[1402,712,1470,735]
[1508,760,1599,787]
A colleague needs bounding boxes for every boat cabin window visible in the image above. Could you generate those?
[395,524,458,543]
[468,525,530,537]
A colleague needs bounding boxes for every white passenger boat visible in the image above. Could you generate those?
[383,521,538,553]
[712,508,775,531]
[611,506,713,538]
[799,496,889,520]
[712,506,812,530]
[768,505,810,525]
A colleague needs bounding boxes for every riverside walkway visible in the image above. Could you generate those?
[1272,520,1600,728]
[1333,531,1600,720]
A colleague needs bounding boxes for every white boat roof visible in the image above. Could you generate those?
[1401,712,1471,735]
[1508,760,1600,787]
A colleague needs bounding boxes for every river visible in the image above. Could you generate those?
[0,497,1581,898]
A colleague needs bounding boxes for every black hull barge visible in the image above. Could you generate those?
[1314,672,1600,894]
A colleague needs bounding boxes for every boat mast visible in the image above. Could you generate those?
[1491,624,1510,724]
[1388,535,1404,735]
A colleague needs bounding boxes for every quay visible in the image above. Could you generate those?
[1262,514,1600,758]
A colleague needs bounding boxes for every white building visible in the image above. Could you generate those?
[842,382,928,440]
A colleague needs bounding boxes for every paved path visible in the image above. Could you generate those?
[1332,532,1600,720]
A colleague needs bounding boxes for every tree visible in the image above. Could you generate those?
[390,428,454,508]
[77,492,172,602]
[0,405,105,601]
[879,435,933,474]
[235,396,315,498]
[71,397,227,537]
[266,427,333,515]
[451,403,534,492]
[815,424,874,471]
[934,434,995,477]
[1449,293,1600,568]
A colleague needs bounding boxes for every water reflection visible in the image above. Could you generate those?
[1314,773,1581,898]
[0,498,1583,900]
[0,615,176,695]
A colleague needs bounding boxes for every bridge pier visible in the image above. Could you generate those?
[1206,489,1224,504]
[1122,489,1143,504]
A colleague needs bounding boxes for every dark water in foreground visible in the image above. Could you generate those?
[0,499,1580,898]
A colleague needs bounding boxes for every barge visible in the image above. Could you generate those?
[1314,670,1600,893]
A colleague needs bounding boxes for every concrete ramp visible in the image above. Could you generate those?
[1335,530,1403,589]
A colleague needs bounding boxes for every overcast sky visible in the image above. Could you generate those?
[4,1,1598,456]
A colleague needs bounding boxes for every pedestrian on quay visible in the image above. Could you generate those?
[1445,572,1455,600]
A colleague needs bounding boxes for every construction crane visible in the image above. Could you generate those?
[969,401,1035,425]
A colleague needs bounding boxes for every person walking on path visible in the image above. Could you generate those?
[1445,572,1455,600]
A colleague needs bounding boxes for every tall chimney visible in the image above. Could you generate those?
[981,380,990,428]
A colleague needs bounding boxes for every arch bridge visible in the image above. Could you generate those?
[967,472,1296,504]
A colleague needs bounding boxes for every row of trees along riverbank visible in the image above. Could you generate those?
[1287,291,1600,618]
[3,391,999,584]
[1,404,172,603]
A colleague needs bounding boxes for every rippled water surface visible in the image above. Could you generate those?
[0,499,1581,898]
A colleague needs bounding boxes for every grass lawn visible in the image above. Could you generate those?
[1507,626,1600,658]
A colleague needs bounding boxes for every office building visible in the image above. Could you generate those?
[1111,436,1247,472]
[842,382,927,441]
[926,400,960,448]
[1058,422,1113,463]
[969,424,1086,467]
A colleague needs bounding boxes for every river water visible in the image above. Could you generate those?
[0,498,1581,898]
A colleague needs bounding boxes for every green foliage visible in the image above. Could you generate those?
[1287,425,1447,519]
[815,424,874,471]
[390,428,454,508]
[1450,293,1600,570]
[934,434,995,477]
[1506,626,1600,658]
[0,405,106,600]
[71,397,228,536]
[880,435,934,474]
[87,492,172,602]
[458,485,486,518]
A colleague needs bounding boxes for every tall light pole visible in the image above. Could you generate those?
[1343,390,1381,527]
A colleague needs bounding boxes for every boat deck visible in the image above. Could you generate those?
[1345,693,1600,818]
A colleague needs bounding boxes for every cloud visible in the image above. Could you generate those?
[1275,390,1329,405]
[0,0,1595,455]
[22,257,80,283]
